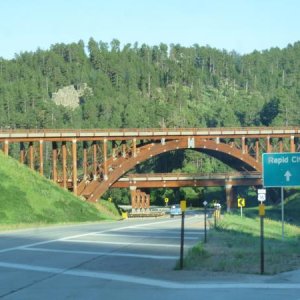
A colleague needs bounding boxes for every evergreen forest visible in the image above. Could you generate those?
[1,38,300,205]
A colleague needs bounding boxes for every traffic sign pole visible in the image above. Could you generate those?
[179,200,186,270]
[203,201,208,243]
[281,187,284,240]
[260,214,264,275]
[259,203,265,275]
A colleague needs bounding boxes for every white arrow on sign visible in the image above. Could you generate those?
[284,170,292,182]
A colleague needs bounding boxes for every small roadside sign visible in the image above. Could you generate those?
[258,189,266,195]
[237,198,245,208]
[259,203,265,217]
[180,200,187,212]
[258,193,266,202]
[164,197,169,203]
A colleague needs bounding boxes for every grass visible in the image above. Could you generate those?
[183,213,300,274]
[0,152,120,228]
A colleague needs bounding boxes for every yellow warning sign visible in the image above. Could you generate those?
[180,200,187,212]
[259,203,265,216]
[237,198,245,208]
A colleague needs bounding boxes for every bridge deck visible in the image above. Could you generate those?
[0,127,299,141]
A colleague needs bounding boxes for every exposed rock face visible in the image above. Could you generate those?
[52,84,92,109]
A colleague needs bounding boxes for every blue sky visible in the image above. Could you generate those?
[1,0,299,59]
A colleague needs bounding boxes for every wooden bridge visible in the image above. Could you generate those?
[0,127,299,208]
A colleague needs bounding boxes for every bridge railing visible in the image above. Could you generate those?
[0,127,300,140]
[120,171,262,181]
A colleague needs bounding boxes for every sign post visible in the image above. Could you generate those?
[203,201,208,243]
[164,197,169,207]
[281,187,284,240]
[259,203,265,275]
[257,188,266,274]
[262,152,300,240]
[179,200,186,270]
[237,197,245,217]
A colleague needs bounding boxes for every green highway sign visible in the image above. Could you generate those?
[262,152,300,187]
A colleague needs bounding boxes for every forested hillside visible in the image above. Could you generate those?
[1,39,299,205]
[0,39,300,130]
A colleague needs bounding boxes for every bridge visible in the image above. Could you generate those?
[113,171,262,188]
[0,127,299,208]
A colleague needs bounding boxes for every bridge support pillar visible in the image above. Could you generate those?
[62,142,67,189]
[39,140,44,176]
[83,142,88,180]
[52,142,58,182]
[103,139,108,181]
[132,138,137,157]
[3,140,9,155]
[20,142,25,164]
[225,182,233,212]
[29,142,34,170]
[130,186,137,211]
[92,141,97,180]
[72,139,77,195]
[290,135,295,152]
[130,187,150,213]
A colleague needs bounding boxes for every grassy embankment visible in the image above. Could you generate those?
[0,152,120,230]
[183,198,300,274]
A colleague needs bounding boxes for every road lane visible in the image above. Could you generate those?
[0,213,299,300]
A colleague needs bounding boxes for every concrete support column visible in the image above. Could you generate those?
[72,139,77,195]
[225,182,233,212]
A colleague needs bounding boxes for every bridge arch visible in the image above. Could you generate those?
[86,138,261,201]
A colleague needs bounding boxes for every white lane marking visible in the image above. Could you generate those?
[93,233,199,240]
[0,261,299,290]
[0,216,200,253]
[19,247,177,260]
[62,239,180,248]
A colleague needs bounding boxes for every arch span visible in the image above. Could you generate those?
[85,137,261,201]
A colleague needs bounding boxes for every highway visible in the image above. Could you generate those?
[0,213,299,300]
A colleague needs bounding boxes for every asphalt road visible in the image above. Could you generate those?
[0,213,300,300]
